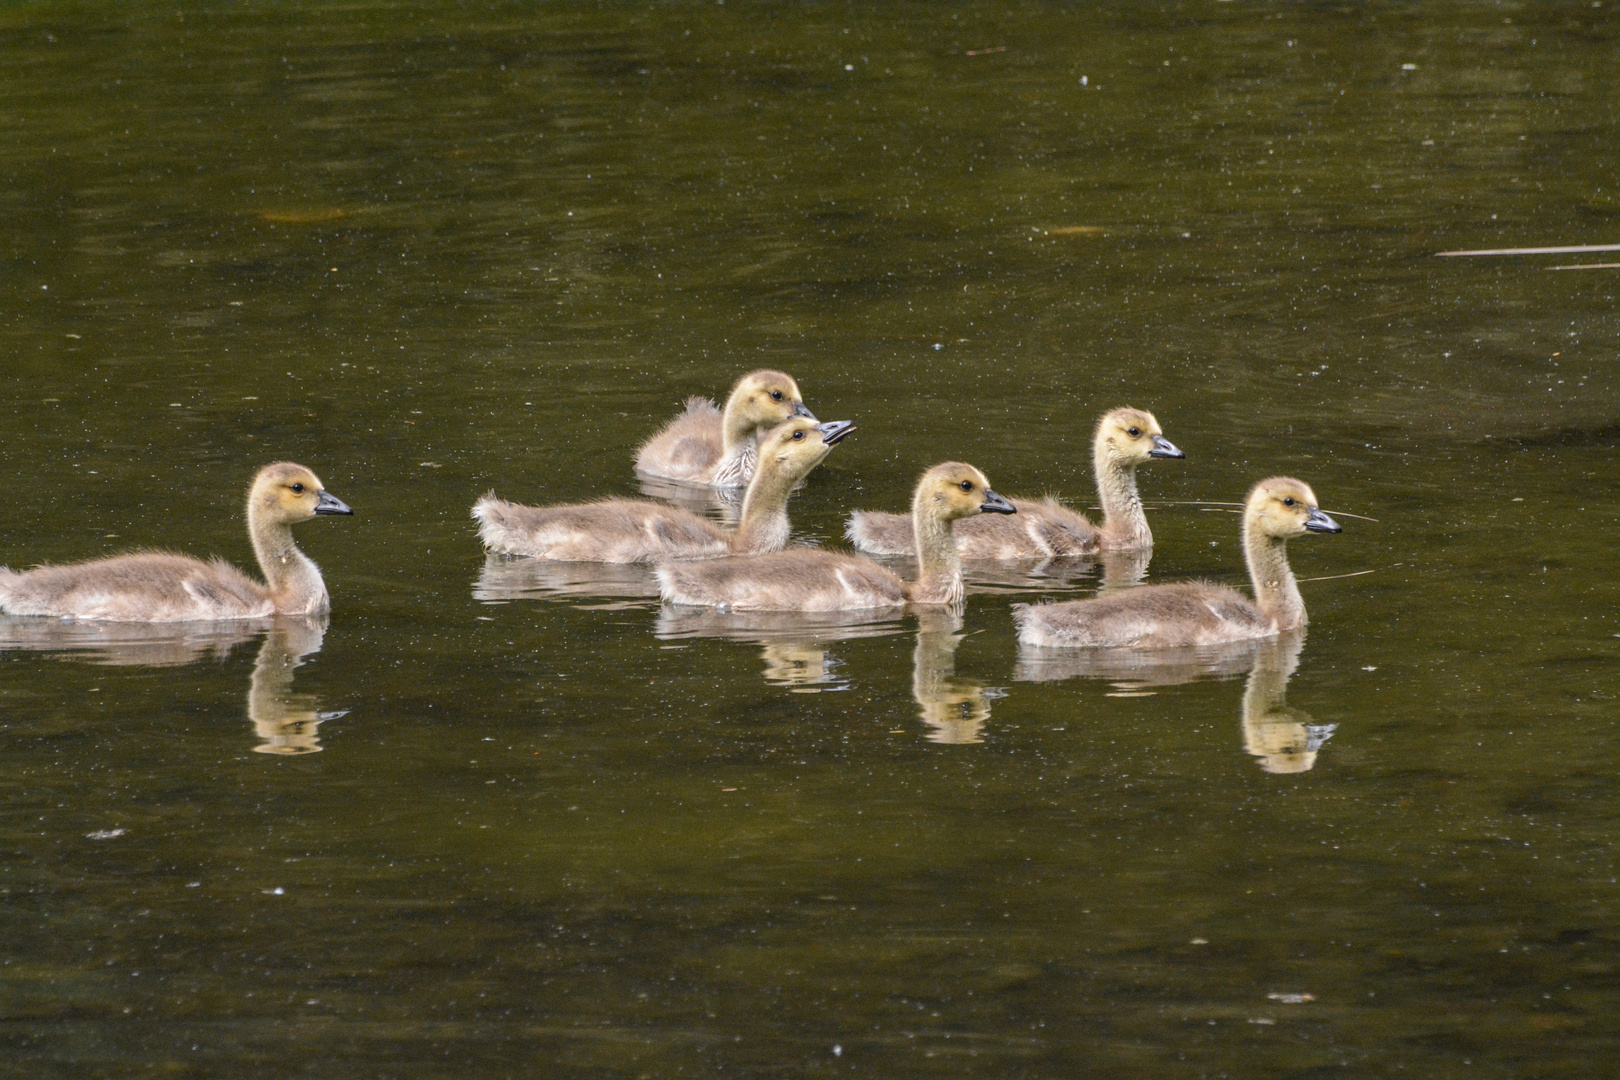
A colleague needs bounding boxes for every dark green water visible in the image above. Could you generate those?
[3,1,1619,1075]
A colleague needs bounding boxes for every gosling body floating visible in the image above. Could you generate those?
[635,370,816,488]
[474,418,853,562]
[0,463,353,623]
[657,462,1015,611]
[1012,477,1340,649]
[846,407,1181,558]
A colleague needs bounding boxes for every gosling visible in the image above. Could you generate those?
[1012,477,1341,648]
[846,407,1181,558]
[635,369,816,487]
[474,417,853,562]
[0,463,353,622]
[657,463,1016,611]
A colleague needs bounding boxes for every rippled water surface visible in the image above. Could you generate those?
[3,2,1620,1076]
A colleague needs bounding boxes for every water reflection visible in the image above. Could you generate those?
[1015,631,1335,772]
[474,555,660,606]
[247,618,344,756]
[654,607,903,692]
[654,605,999,739]
[0,616,341,756]
[912,610,1001,745]
[0,616,264,666]
[1239,634,1337,775]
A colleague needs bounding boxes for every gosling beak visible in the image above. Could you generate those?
[1148,435,1185,459]
[1304,507,1340,533]
[314,490,354,516]
[979,489,1017,515]
[816,420,856,445]
[792,401,818,422]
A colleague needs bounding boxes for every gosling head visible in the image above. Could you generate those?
[1094,407,1184,465]
[248,462,354,525]
[726,369,816,431]
[914,462,1017,521]
[756,417,856,481]
[1245,477,1340,540]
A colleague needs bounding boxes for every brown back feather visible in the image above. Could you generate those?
[635,397,724,477]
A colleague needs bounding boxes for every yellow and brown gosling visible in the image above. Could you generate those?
[475,417,853,562]
[0,463,353,622]
[657,462,1016,611]
[847,406,1181,558]
[1012,477,1340,648]
[635,369,816,488]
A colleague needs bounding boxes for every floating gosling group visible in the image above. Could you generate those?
[0,369,1343,653]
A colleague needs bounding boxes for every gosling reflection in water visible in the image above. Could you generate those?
[1015,631,1335,772]
[912,609,999,745]
[473,554,660,605]
[758,642,845,691]
[0,615,342,756]
[0,616,263,666]
[655,607,901,692]
[656,606,999,741]
[248,618,345,755]
[1239,633,1335,774]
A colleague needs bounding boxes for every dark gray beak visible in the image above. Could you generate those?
[816,420,855,445]
[1304,507,1340,533]
[1148,435,1185,459]
[792,401,818,422]
[314,490,353,516]
[980,488,1017,514]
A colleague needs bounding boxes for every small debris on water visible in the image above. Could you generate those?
[258,208,346,224]
[1268,992,1316,1004]
[87,829,125,840]
[1190,937,1208,945]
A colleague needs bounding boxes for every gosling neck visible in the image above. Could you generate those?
[249,509,330,615]
[719,393,763,456]
[1092,438,1150,547]
[1242,520,1305,631]
[729,455,803,555]
[907,500,966,606]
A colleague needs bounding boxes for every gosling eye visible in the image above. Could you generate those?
[770,390,784,401]
[959,480,974,492]
[791,430,805,441]
[290,483,305,494]
[1126,427,1141,438]
[1282,496,1296,507]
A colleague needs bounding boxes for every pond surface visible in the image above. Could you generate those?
[3,1,1619,1076]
